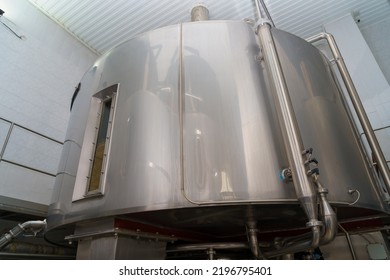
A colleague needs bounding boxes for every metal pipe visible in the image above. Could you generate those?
[264,179,336,258]
[264,226,321,258]
[0,252,75,259]
[206,248,216,260]
[0,122,13,160]
[339,224,357,260]
[256,21,322,259]
[282,253,294,260]
[314,178,337,245]
[0,220,46,249]
[254,0,263,20]
[1,241,75,256]
[190,4,209,21]
[0,117,63,145]
[283,232,312,247]
[246,221,265,259]
[167,242,249,252]
[258,0,275,27]
[254,0,275,27]
[306,32,390,196]
[257,20,320,242]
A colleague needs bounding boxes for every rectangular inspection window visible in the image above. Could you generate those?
[72,84,119,201]
[88,98,112,193]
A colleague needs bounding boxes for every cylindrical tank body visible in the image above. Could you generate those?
[46,21,388,247]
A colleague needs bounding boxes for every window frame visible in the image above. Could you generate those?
[72,84,119,201]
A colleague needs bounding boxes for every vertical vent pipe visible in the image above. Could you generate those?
[256,22,321,250]
[191,4,209,21]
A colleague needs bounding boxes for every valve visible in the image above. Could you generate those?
[307,168,320,176]
[305,158,318,165]
[280,168,292,183]
[281,148,320,182]
[302,148,313,156]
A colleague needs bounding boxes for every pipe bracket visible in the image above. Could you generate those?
[254,18,272,34]
[306,220,323,228]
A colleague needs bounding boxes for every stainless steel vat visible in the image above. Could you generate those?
[45,21,389,257]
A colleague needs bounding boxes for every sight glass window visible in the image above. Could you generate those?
[72,84,118,201]
[88,98,112,192]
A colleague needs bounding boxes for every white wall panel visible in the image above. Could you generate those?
[360,18,390,84]
[0,161,55,206]
[324,14,390,166]
[0,0,97,214]
[0,2,97,141]
[376,129,390,161]
[2,126,63,175]
[0,120,11,152]
[324,15,390,130]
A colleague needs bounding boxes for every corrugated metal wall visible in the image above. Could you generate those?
[29,0,390,54]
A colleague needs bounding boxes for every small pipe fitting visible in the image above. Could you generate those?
[0,220,46,249]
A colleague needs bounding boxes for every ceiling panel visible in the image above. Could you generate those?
[28,0,390,55]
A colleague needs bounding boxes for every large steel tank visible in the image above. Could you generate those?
[45,20,389,259]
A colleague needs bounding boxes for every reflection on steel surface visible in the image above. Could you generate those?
[46,21,389,257]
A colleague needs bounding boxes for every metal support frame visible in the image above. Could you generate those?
[167,242,249,252]
[338,224,357,260]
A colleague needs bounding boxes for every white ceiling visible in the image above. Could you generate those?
[28,0,390,55]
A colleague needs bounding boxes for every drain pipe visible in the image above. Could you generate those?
[246,221,265,259]
[264,229,321,259]
[313,177,337,244]
[256,21,322,254]
[263,176,336,258]
[0,220,47,249]
[306,32,390,196]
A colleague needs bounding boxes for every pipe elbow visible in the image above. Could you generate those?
[0,220,47,250]
[310,225,321,248]
[20,220,47,232]
[321,213,337,244]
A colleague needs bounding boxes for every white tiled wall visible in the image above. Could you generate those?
[324,14,390,168]
[360,18,390,85]
[2,126,63,175]
[0,0,97,215]
[0,1,97,141]
[0,161,55,206]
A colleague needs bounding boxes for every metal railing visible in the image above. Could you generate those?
[307,33,390,198]
[0,117,64,177]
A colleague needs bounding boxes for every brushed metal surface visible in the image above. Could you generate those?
[182,22,291,203]
[272,28,384,210]
[47,21,388,241]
